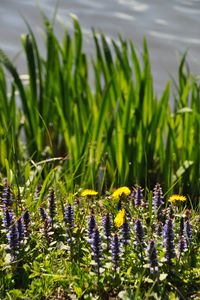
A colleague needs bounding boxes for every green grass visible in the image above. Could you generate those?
[0,14,199,205]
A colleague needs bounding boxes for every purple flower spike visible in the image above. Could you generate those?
[178,235,187,256]
[91,228,102,272]
[103,213,112,237]
[163,219,175,264]
[103,213,112,249]
[17,217,24,245]
[153,183,164,217]
[111,233,120,272]
[88,209,96,239]
[185,220,192,245]
[7,222,19,260]
[23,211,31,237]
[65,204,74,229]
[40,207,48,222]
[3,208,14,230]
[134,219,145,248]
[134,186,143,207]
[121,218,130,246]
[2,179,12,207]
[65,204,74,243]
[147,240,159,273]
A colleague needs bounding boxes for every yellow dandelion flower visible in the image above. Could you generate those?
[80,189,98,197]
[112,186,131,200]
[114,208,126,228]
[168,194,187,203]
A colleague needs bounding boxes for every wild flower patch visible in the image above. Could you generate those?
[0,180,199,299]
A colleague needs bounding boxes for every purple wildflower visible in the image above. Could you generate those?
[17,217,24,245]
[91,228,102,273]
[178,235,187,257]
[133,186,143,207]
[23,211,31,237]
[147,240,159,273]
[177,217,187,256]
[153,183,164,217]
[103,213,112,249]
[134,219,145,248]
[65,204,74,243]
[2,179,12,207]
[88,209,96,239]
[185,220,192,245]
[3,208,14,230]
[163,219,175,264]
[48,189,56,223]
[39,207,48,222]
[121,217,130,246]
[7,222,19,260]
[111,233,120,272]
[65,204,74,229]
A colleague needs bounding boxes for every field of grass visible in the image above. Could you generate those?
[0,13,200,299]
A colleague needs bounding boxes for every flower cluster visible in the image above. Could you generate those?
[0,182,195,278]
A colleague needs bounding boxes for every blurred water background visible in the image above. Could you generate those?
[0,0,200,96]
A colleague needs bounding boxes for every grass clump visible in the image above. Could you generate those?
[0,15,199,202]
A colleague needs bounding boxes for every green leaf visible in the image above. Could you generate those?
[159,273,168,281]
[74,286,83,298]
